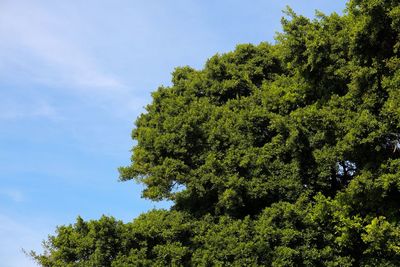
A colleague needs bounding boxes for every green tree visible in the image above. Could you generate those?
[32,0,400,265]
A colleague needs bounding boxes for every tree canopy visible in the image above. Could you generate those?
[32,0,400,266]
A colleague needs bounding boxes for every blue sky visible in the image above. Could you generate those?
[0,1,346,266]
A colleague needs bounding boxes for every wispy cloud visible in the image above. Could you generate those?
[0,0,148,123]
[0,189,25,202]
[0,0,125,91]
[0,213,47,267]
[0,98,58,120]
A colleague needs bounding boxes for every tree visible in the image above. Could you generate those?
[32,0,400,265]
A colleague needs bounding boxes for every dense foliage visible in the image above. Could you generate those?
[32,0,400,266]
